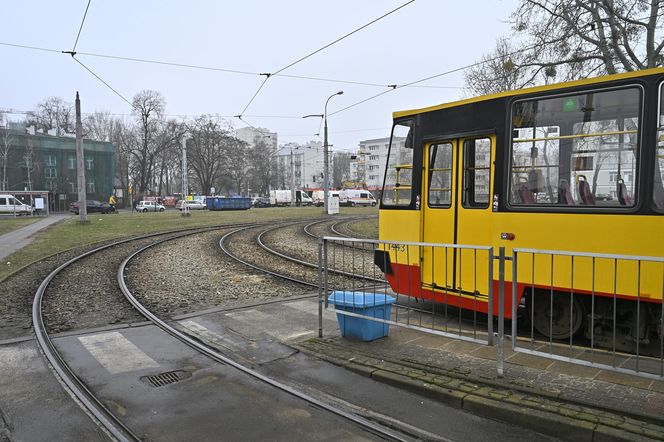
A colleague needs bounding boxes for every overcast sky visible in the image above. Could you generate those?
[1,0,518,151]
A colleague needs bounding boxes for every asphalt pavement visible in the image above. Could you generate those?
[1,215,662,440]
[0,213,70,261]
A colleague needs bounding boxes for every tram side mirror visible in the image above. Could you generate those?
[405,128,414,149]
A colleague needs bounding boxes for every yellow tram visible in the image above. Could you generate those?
[376,67,664,347]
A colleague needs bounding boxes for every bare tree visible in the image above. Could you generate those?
[23,138,36,191]
[0,123,13,191]
[466,1,664,93]
[332,152,351,188]
[247,137,273,195]
[223,137,250,195]
[128,90,185,196]
[512,0,664,80]
[27,97,75,135]
[464,37,545,95]
[186,115,229,195]
[84,111,117,142]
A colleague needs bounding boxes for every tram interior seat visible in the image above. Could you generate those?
[517,184,536,204]
[577,175,595,205]
[558,179,575,205]
[617,179,633,206]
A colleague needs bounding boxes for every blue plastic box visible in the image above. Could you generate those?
[328,291,395,341]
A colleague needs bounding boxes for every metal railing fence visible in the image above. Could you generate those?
[511,248,664,380]
[318,237,664,381]
[318,236,495,346]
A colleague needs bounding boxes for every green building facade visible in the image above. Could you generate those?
[0,127,115,211]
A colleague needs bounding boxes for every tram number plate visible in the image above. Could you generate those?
[389,244,407,253]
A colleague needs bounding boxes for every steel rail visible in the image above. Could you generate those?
[220,223,448,319]
[256,223,384,284]
[330,219,353,238]
[31,224,257,441]
[220,224,317,287]
[118,236,409,442]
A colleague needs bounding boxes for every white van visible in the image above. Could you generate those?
[339,189,377,207]
[269,190,313,206]
[0,194,33,215]
[311,190,340,207]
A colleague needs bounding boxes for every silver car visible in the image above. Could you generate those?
[136,200,165,212]
[177,200,206,210]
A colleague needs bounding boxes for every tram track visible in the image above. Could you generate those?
[118,234,410,442]
[220,218,386,291]
[32,227,224,441]
[29,220,422,441]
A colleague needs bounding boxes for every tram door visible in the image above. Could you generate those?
[421,136,495,301]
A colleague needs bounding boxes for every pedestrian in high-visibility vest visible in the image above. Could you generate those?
[108,194,117,213]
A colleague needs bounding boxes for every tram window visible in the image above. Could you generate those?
[509,87,641,208]
[654,84,664,211]
[381,121,414,207]
[428,143,453,208]
[462,138,491,208]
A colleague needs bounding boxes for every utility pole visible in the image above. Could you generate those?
[290,146,295,206]
[323,91,343,213]
[75,92,87,223]
[181,137,190,217]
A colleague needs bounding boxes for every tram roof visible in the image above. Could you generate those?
[393,66,664,119]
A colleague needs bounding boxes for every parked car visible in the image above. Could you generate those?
[69,200,116,215]
[136,200,165,212]
[0,194,33,215]
[177,200,206,210]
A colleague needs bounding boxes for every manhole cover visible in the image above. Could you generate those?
[140,370,191,388]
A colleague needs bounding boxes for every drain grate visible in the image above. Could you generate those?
[140,370,191,388]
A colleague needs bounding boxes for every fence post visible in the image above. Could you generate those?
[318,238,324,338]
[487,248,494,346]
[512,250,518,351]
[497,246,505,377]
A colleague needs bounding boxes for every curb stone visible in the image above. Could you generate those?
[296,338,664,442]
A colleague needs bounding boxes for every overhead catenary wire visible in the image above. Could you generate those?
[0,40,465,92]
[235,0,416,118]
[1,10,658,132]
[71,57,134,108]
[327,15,662,117]
[271,0,414,77]
[72,0,92,53]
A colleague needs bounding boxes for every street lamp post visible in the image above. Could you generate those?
[303,90,343,213]
[290,145,295,206]
[181,137,190,217]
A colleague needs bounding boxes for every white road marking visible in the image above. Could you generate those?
[78,331,159,374]
[179,319,242,351]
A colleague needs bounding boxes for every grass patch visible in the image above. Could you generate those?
[0,206,377,281]
[345,217,378,239]
[0,217,41,236]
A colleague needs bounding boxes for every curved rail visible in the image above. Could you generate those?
[33,235,162,441]
[32,224,255,440]
[118,235,408,442]
[219,224,317,287]
[255,223,384,284]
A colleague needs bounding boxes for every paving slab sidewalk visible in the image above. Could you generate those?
[296,325,664,442]
[0,214,69,261]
